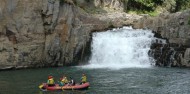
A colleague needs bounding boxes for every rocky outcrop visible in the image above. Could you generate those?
[93,0,124,12]
[0,0,140,70]
[73,0,124,13]
[0,0,46,69]
[134,10,190,67]
[44,3,109,66]
[1,0,189,70]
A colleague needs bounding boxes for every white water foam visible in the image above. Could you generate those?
[82,27,155,69]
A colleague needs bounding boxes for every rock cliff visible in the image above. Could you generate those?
[0,0,138,70]
[134,10,190,67]
[0,0,190,69]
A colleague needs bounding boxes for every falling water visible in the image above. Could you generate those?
[83,27,156,69]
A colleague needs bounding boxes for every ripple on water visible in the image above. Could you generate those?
[0,67,190,94]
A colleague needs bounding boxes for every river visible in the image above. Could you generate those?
[0,27,189,94]
[0,67,190,94]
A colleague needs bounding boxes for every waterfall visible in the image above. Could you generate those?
[83,27,156,69]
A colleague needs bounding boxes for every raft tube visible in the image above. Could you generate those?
[39,82,90,91]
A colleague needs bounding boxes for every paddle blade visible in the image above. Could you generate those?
[39,84,43,89]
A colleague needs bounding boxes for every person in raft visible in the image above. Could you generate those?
[47,76,55,86]
[59,76,69,86]
[81,73,87,84]
[69,77,76,86]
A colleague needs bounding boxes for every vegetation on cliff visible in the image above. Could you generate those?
[59,0,190,17]
[123,0,190,16]
[124,0,163,11]
[126,0,190,11]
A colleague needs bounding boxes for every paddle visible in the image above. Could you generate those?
[39,84,43,89]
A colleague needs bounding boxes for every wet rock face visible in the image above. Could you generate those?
[149,42,189,67]
[0,0,116,69]
[1,0,189,69]
[0,0,45,68]
[0,0,122,69]
[44,3,95,66]
[136,10,190,67]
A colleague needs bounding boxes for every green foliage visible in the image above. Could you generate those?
[123,0,190,16]
[133,0,154,8]
[175,0,190,11]
[146,11,159,16]
[126,0,164,12]
[60,0,64,5]
[128,10,159,17]
[188,18,190,25]
[85,0,90,2]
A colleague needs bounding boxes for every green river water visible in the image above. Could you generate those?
[0,67,190,94]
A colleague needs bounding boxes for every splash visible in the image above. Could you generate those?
[82,27,155,69]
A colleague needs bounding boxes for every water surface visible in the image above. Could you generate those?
[0,67,190,94]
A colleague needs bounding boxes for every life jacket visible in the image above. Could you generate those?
[81,76,87,82]
[48,78,54,85]
[61,77,69,84]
